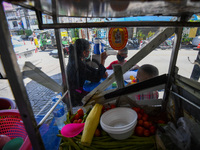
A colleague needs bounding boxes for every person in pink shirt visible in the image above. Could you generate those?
[106,47,139,70]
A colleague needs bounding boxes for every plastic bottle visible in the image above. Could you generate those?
[52,93,66,130]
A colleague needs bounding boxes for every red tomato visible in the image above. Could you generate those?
[77,119,82,123]
[138,120,144,126]
[102,106,106,111]
[143,121,150,129]
[142,116,148,121]
[140,109,144,114]
[143,113,149,119]
[106,107,110,111]
[110,104,116,109]
[142,114,148,121]
[135,126,144,136]
[102,106,106,114]
[144,129,150,137]
[77,108,84,117]
[94,129,101,137]
[70,117,75,123]
[73,120,78,123]
[132,107,141,113]
[74,114,80,120]
[137,113,142,120]
[157,120,165,124]
[150,126,156,135]
[149,122,153,127]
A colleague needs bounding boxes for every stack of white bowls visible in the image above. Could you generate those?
[100,107,138,140]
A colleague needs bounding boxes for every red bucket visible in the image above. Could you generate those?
[0,97,16,110]
[0,109,32,150]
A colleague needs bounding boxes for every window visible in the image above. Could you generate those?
[12,21,18,27]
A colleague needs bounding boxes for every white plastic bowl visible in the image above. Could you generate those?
[100,107,138,140]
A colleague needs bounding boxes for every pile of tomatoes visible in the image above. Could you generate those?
[132,107,156,137]
[102,103,116,113]
[71,108,84,123]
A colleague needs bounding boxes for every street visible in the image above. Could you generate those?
[0,47,199,114]
[20,47,199,81]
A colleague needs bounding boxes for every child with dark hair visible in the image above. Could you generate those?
[134,64,159,100]
[67,39,108,106]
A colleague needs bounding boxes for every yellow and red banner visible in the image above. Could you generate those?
[108,27,128,50]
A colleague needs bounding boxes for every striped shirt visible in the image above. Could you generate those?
[134,91,159,100]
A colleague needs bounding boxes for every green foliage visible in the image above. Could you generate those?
[72,37,79,44]
[74,28,79,37]
[17,30,24,35]
[25,29,32,36]
[181,33,192,45]
[17,29,32,36]
[147,31,155,39]
[137,30,145,41]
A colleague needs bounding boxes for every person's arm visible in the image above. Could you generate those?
[100,51,108,66]
[78,52,108,86]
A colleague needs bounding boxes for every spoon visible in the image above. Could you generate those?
[61,123,85,138]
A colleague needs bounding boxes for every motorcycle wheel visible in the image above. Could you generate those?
[40,46,46,51]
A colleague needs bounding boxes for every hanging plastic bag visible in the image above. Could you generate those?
[164,117,191,150]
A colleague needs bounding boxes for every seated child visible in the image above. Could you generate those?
[134,64,159,100]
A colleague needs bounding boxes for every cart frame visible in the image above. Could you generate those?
[0,0,200,149]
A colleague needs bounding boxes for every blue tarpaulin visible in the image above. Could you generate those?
[104,16,175,22]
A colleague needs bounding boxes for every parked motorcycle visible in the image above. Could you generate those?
[127,37,139,49]
[159,36,174,50]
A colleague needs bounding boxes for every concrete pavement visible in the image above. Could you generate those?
[0,73,62,115]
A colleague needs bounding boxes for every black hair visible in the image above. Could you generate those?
[140,64,159,77]
[69,39,90,60]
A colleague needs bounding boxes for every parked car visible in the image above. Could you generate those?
[21,35,29,40]
[192,36,200,46]
[11,35,23,42]
[49,46,69,58]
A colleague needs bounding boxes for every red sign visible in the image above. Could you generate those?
[108,27,128,50]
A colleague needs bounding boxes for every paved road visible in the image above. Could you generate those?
[0,47,199,115]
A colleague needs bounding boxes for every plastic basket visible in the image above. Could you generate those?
[0,109,32,150]
[0,97,16,110]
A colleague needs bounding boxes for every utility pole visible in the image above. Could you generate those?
[23,8,30,29]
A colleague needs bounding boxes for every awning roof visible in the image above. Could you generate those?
[5,0,200,29]
[7,0,200,18]
[104,16,176,22]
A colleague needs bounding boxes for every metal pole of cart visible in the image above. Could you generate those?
[52,0,72,112]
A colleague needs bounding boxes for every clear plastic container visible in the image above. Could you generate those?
[52,93,66,130]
